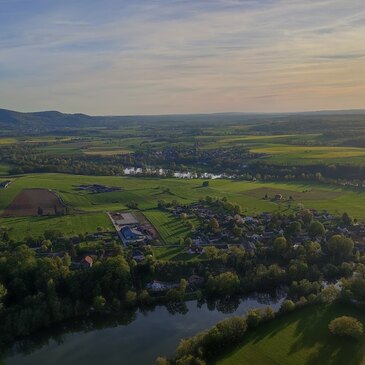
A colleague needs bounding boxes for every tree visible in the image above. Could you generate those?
[246,309,261,328]
[280,299,295,313]
[329,316,363,338]
[204,246,219,260]
[309,221,325,237]
[342,212,353,226]
[180,213,188,220]
[125,290,137,307]
[328,235,354,262]
[156,357,172,365]
[320,284,339,303]
[299,209,313,225]
[93,295,106,310]
[0,283,7,311]
[206,272,240,296]
[273,236,288,253]
[209,218,220,231]
[62,253,71,267]
[176,355,206,365]
[287,221,301,236]
[184,237,193,246]
[138,290,152,305]
[350,278,365,301]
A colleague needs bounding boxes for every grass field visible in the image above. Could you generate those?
[1,173,365,241]
[143,209,199,244]
[216,303,365,365]
[0,213,112,241]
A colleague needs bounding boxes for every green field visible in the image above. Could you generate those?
[1,173,365,241]
[216,303,365,365]
[143,209,195,245]
[0,213,112,241]
[250,143,365,165]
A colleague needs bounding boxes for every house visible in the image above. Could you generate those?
[81,255,93,269]
[146,280,168,292]
[188,275,204,286]
[132,249,144,261]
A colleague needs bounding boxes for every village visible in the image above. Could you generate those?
[168,198,365,256]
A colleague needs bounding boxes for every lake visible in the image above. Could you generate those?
[2,291,285,365]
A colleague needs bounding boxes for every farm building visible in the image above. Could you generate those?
[120,226,145,243]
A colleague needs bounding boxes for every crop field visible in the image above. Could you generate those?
[216,303,365,365]
[1,188,65,217]
[1,173,365,241]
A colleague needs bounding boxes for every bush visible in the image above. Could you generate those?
[329,316,363,338]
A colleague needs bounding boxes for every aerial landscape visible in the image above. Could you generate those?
[1,1,365,365]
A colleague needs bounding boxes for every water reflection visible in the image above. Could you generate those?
[3,290,286,365]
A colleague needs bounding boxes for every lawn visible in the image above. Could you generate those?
[216,303,365,365]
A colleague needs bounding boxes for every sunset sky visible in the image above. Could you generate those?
[1,0,365,115]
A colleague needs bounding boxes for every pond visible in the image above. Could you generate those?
[2,291,285,365]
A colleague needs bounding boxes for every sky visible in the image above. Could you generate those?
[1,0,365,115]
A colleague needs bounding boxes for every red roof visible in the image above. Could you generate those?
[82,256,93,265]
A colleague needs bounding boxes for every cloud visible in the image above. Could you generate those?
[0,0,365,114]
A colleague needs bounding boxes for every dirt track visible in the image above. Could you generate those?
[1,188,66,217]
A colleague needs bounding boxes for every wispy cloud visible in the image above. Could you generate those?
[0,0,365,114]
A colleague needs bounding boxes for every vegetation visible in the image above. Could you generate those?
[329,316,363,338]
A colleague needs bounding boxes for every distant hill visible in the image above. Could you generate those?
[1,107,365,135]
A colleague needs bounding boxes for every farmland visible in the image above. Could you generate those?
[216,303,365,365]
[1,188,65,217]
[1,173,365,241]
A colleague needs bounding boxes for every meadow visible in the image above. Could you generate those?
[216,303,365,365]
[1,173,365,241]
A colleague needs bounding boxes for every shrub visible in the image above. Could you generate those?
[329,316,363,338]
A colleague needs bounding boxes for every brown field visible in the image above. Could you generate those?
[1,188,66,217]
[244,187,342,201]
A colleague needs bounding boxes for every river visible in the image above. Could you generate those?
[2,291,285,365]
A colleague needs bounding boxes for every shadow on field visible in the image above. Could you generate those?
[289,305,365,365]
[213,304,365,365]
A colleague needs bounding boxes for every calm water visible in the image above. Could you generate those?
[2,292,285,365]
